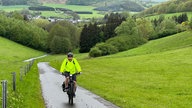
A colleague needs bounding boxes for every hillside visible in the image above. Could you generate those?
[138,0,192,16]
[39,0,145,12]
[110,31,192,57]
[93,0,145,12]
[0,36,45,107]
[49,30,192,108]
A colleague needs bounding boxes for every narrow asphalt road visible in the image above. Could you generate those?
[38,62,120,108]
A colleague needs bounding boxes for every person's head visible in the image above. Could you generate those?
[67,52,73,61]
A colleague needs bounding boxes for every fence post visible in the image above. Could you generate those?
[1,80,7,108]
[11,72,16,91]
[25,65,27,75]
[20,67,23,81]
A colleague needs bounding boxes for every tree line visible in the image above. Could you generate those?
[81,13,192,57]
[0,10,191,56]
[139,0,192,16]
[0,11,79,53]
[66,0,103,5]
[0,0,39,6]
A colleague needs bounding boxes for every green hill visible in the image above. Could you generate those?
[2,30,192,107]
[77,31,192,108]
[110,31,192,57]
[0,36,45,107]
[139,0,192,17]
[47,31,192,108]
[0,36,45,78]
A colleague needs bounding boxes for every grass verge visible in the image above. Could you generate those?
[0,36,45,108]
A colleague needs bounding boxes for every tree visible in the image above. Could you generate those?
[0,14,48,51]
[79,23,102,53]
[177,13,188,24]
[103,13,126,41]
[136,18,154,40]
[79,24,89,53]
[155,19,178,38]
[0,25,6,36]
[50,36,72,54]
[115,17,138,36]
[8,11,23,20]
[47,21,80,53]
[166,3,177,13]
[188,19,192,30]
[31,18,50,29]
[48,24,70,51]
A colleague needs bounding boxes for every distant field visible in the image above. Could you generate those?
[43,3,104,19]
[0,5,29,12]
[0,4,104,19]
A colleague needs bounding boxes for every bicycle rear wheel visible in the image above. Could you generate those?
[68,84,74,105]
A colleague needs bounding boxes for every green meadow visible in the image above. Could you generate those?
[48,31,192,108]
[43,4,104,19]
[0,5,29,12]
[0,36,45,107]
[1,29,192,107]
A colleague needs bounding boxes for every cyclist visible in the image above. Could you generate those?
[60,52,82,96]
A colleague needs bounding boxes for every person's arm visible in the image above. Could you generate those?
[60,58,67,73]
[73,58,82,72]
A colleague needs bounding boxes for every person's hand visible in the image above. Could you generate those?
[61,72,65,75]
[77,72,82,75]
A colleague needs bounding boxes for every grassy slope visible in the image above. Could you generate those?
[49,31,192,108]
[110,31,192,57]
[0,36,45,108]
[2,30,191,107]
[146,12,192,20]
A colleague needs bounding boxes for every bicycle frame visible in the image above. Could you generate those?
[62,72,81,105]
[67,74,74,105]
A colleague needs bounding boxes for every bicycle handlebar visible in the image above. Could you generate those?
[61,72,82,76]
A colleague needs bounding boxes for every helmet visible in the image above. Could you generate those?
[67,52,73,57]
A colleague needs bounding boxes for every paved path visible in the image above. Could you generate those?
[38,62,120,108]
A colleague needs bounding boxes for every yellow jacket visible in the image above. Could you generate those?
[60,58,82,74]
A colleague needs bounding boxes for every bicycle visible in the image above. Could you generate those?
[62,72,81,105]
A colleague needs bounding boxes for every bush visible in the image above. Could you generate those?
[89,43,118,57]
[106,35,147,51]
[89,47,102,57]
[0,15,48,51]
[0,25,5,36]
[189,20,192,30]
[106,36,127,51]
[157,29,178,38]
[96,43,118,56]
[50,36,72,54]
